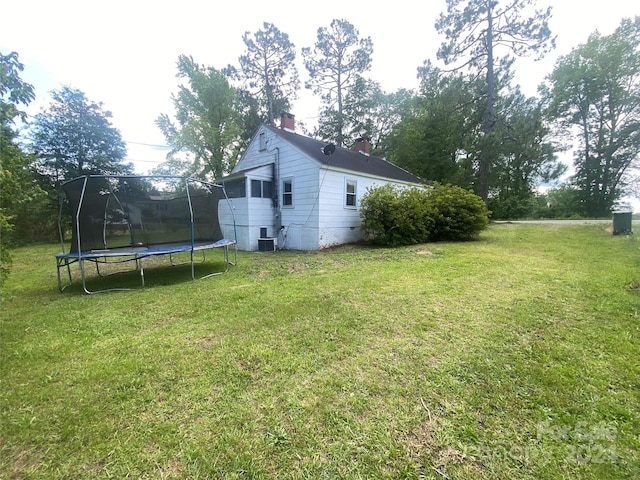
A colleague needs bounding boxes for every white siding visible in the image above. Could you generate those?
[317,167,415,249]
[276,136,321,250]
[222,126,322,251]
[223,125,420,251]
[233,128,275,171]
[219,163,277,251]
[219,194,249,250]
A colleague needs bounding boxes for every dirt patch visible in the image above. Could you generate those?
[196,334,224,348]
[287,262,308,274]
[626,280,640,292]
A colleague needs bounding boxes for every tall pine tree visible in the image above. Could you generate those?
[435,0,555,204]
[302,19,373,146]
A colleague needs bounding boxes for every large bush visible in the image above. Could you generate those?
[427,183,489,241]
[359,184,434,247]
[360,183,488,246]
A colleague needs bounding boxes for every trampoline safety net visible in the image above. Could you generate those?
[56,175,237,293]
[63,175,227,251]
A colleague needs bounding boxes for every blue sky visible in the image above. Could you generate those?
[3,0,638,208]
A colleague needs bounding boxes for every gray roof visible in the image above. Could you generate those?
[264,125,425,184]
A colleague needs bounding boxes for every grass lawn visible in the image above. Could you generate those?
[1,224,638,479]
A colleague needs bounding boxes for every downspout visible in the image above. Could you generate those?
[273,147,282,239]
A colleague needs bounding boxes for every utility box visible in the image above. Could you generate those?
[258,237,277,251]
[612,210,633,235]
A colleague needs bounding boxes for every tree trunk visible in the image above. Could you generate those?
[479,0,496,207]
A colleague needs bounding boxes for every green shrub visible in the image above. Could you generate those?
[488,193,537,220]
[0,211,13,295]
[360,183,488,246]
[397,186,434,244]
[427,183,489,241]
[360,184,410,246]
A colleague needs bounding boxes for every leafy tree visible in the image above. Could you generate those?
[488,89,566,218]
[381,63,480,187]
[156,55,243,180]
[335,77,413,152]
[534,184,583,219]
[302,19,373,146]
[435,0,555,204]
[542,17,640,217]
[237,22,299,126]
[0,51,40,291]
[385,57,563,218]
[0,52,35,126]
[0,52,37,228]
[29,86,130,191]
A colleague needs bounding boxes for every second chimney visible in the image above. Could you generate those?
[354,137,371,155]
[280,112,295,132]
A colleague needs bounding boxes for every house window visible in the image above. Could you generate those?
[282,178,293,207]
[225,178,246,198]
[259,132,266,151]
[262,181,273,199]
[251,179,262,197]
[251,179,274,199]
[345,179,357,208]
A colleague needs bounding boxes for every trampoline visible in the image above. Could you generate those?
[55,175,237,294]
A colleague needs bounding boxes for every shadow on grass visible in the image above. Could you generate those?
[59,258,231,295]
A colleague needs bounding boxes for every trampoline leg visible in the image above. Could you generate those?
[78,255,146,295]
[228,244,237,266]
[56,257,73,292]
[171,250,205,266]
[191,250,195,280]
[80,258,92,295]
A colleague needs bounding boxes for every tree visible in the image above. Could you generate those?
[534,184,583,219]
[0,51,39,291]
[29,86,130,191]
[542,17,640,217]
[488,89,566,218]
[381,63,480,187]
[302,19,373,146]
[339,77,413,152]
[156,55,243,180]
[435,0,555,204]
[313,75,411,152]
[384,57,563,218]
[238,22,299,126]
[0,52,35,126]
[0,52,37,230]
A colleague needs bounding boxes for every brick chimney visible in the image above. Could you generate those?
[280,112,295,132]
[354,137,371,155]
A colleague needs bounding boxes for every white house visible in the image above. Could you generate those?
[218,113,425,251]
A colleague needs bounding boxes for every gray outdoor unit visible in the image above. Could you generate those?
[258,237,277,251]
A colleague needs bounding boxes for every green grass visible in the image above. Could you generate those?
[1,224,639,479]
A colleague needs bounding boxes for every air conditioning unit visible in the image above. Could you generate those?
[258,237,277,251]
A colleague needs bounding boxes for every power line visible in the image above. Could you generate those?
[125,158,165,164]
[124,140,171,149]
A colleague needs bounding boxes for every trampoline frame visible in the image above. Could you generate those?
[55,175,237,294]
